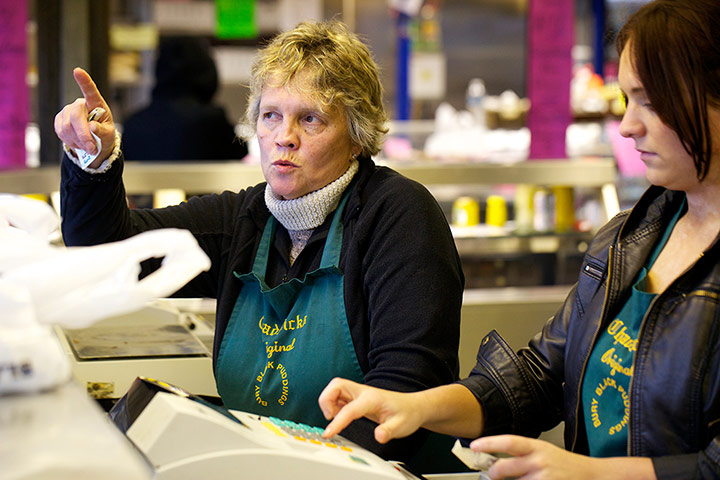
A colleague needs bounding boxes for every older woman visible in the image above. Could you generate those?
[319,1,720,478]
[55,21,463,463]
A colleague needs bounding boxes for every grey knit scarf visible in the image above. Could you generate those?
[265,160,359,265]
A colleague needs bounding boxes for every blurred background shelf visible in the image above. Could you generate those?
[0,156,616,194]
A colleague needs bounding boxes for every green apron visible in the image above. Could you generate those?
[215,189,364,426]
[582,198,686,457]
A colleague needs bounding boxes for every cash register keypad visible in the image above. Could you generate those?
[264,416,353,452]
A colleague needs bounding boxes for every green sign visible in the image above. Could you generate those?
[216,0,257,39]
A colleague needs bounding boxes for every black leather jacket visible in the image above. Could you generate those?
[459,186,720,479]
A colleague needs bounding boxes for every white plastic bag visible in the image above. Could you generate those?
[0,193,59,241]
[0,195,211,394]
[0,279,71,394]
[2,228,212,328]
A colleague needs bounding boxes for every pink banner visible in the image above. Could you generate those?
[0,0,29,170]
[527,0,574,159]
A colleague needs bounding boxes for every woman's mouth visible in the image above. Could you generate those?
[637,149,655,161]
[272,159,298,172]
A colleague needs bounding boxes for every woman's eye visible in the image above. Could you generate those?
[262,111,277,120]
[635,95,653,110]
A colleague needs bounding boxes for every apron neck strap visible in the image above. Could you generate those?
[253,184,354,276]
[318,186,352,269]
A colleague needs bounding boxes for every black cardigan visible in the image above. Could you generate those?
[61,154,464,462]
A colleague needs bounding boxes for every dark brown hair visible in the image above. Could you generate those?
[616,0,720,180]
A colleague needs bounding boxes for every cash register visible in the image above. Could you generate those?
[109,377,424,480]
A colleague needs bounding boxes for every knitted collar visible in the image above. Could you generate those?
[264,160,359,232]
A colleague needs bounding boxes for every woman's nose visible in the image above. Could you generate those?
[276,120,300,149]
[618,105,644,139]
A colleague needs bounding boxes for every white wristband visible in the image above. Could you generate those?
[64,130,122,174]
[74,107,106,167]
[75,130,103,168]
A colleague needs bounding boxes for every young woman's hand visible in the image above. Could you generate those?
[318,378,427,444]
[470,435,655,480]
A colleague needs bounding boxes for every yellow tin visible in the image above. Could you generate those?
[452,196,480,226]
[485,195,508,227]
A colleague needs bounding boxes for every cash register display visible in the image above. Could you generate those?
[109,377,420,480]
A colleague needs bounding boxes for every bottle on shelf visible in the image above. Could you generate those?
[514,184,535,234]
[465,78,487,129]
[532,188,555,233]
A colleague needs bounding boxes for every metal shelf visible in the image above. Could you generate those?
[384,157,616,187]
[0,157,616,194]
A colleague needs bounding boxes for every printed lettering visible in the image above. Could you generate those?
[609,415,628,435]
[264,338,297,359]
[259,316,268,335]
[601,348,633,377]
[278,363,289,405]
[253,363,291,408]
[0,361,33,383]
[607,319,638,352]
[254,385,268,406]
[590,398,601,428]
[258,315,309,336]
[595,376,617,396]
[607,319,622,335]
[593,377,632,436]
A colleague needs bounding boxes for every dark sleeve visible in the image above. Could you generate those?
[343,173,464,461]
[60,153,248,298]
[455,213,627,438]
[652,446,720,479]
[360,174,463,391]
[456,322,568,438]
[652,453,700,479]
[60,155,132,246]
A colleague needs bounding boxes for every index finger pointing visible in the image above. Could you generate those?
[72,67,107,110]
[321,397,368,439]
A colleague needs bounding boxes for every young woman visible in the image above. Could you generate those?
[319,1,720,478]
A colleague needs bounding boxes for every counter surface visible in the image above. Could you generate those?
[0,380,153,480]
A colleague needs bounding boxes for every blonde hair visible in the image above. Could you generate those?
[244,20,388,157]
